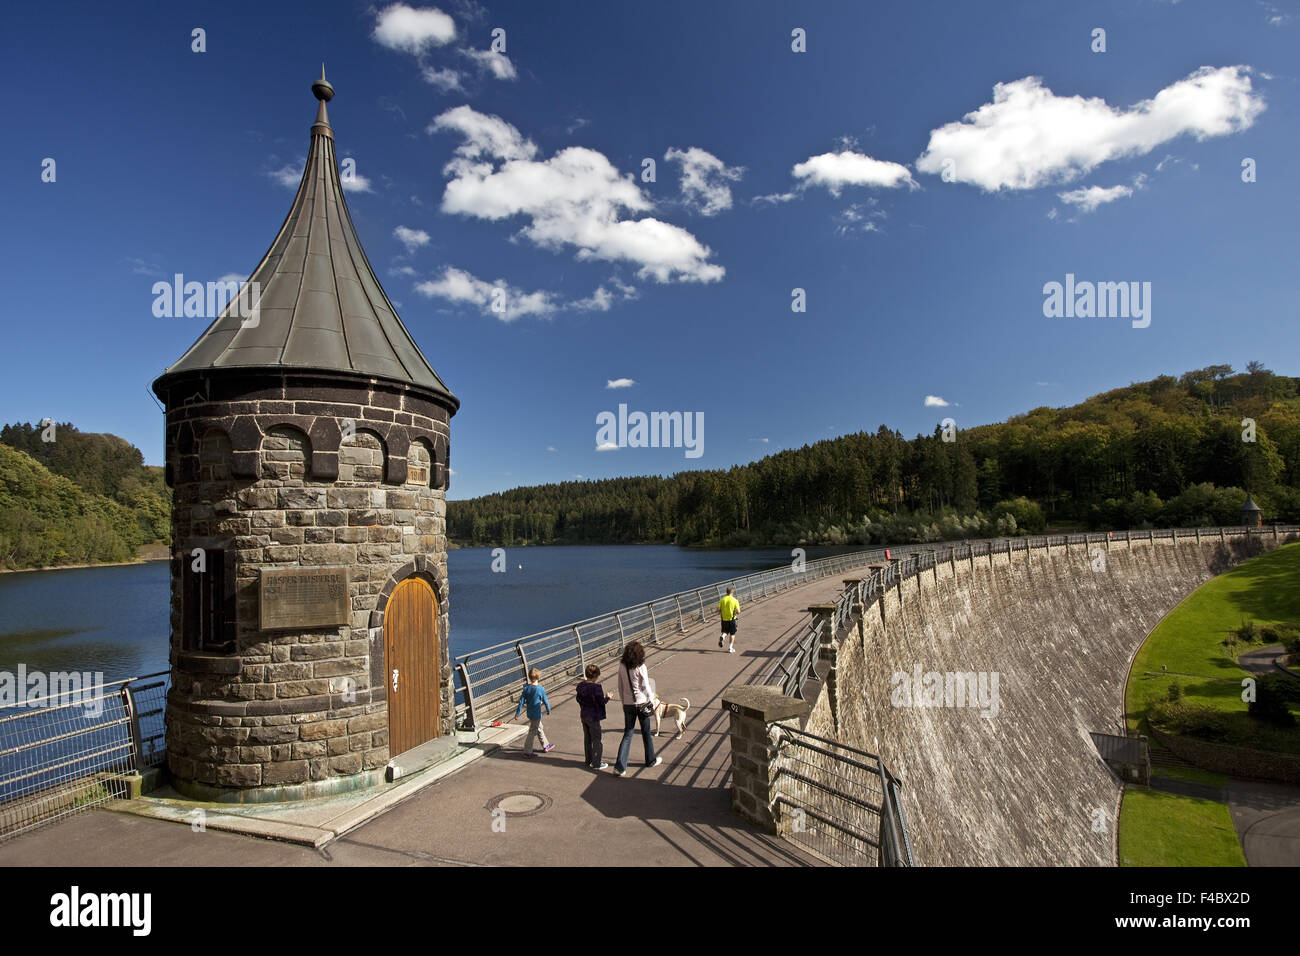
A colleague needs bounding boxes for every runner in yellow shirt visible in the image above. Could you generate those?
[718,586,740,654]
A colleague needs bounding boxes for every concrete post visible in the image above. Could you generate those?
[843,579,868,650]
[869,564,888,626]
[807,603,839,732]
[721,685,812,834]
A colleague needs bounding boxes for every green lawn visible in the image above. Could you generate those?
[1118,788,1246,867]
[1150,764,1229,788]
[1125,541,1300,752]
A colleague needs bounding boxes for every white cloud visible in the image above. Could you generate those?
[429,106,724,283]
[394,225,431,253]
[340,171,373,193]
[596,441,618,452]
[1154,153,1198,173]
[269,160,370,193]
[749,437,770,443]
[664,147,744,216]
[833,201,886,236]
[791,151,917,195]
[421,67,464,92]
[570,286,615,312]
[432,104,537,161]
[217,273,248,284]
[924,395,951,407]
[414,265,557,321]
[752,191,798,205]
[1057,183,1134,213]
[461,47,517,80]
[610,278,639,300]
[389,265,418,277]
[546,446,557,452]
[372,3,457,54]
[268,162,303,189]
[1261,2,1293,26]
[916,66,1265,191]
[124,257,161,276]
[606,378,635,389]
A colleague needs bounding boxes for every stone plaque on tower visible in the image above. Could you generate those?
[260,566,351,630]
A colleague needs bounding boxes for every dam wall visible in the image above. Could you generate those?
[799,530,1297,866]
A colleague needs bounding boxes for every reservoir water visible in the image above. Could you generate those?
[0,545,856,681]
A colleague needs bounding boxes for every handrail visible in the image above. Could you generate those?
[758,524,1298,704]
[771,721,911,866]
[1,670,171,841]
[451,524,1296,727]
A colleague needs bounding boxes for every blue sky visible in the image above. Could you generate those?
[1,0,1297,500]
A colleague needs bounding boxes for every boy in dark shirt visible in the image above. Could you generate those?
[575,664,612,770]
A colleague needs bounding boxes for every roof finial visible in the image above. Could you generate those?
[312,64,334,102]
[311,64,334,135]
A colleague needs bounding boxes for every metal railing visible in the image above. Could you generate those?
[452,548,895,728]
[761,523,1299,701]
[772,724,911,867]
[765,613,823,699]
[0,671,168,841]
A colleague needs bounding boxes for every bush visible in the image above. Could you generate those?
[1259,623,1300,655]
[1166,681,1184,702]
[1149,701,1233,741]
[1248,674,1299,727]
[991,497,1044,534]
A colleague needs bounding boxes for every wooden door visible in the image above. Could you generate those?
[384,577,440,757]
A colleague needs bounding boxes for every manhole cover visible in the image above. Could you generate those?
[485,790,553,818]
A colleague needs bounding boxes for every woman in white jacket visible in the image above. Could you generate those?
[613,641,662,775]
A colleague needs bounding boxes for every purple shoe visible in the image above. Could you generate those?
[542,744,556,753]
[521,752,538,759]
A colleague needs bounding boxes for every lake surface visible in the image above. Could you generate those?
[0,545,858,681]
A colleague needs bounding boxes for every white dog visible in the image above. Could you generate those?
[652,696,691,738]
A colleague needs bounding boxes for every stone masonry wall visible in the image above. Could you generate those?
[805,532,1296,865]
[161,372,454,799]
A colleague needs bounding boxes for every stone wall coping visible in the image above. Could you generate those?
[722,685,811,723]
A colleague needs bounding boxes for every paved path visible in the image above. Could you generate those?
[0,576,847,867]
[1227,778,1300,867]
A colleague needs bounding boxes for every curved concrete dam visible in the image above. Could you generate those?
[803,532,1297,866]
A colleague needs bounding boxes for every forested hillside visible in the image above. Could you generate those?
[448,364,1300,548]
[0,423,169,570]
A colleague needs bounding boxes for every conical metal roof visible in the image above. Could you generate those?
[1241,494,1262,512]
[154,68,456,410]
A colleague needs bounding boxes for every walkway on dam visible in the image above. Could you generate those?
[0,575,849,867]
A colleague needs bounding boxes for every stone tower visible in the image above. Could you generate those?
[151,69,459,801]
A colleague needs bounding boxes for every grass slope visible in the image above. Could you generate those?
[1118,789,1245,867]
[1126,541,1300,753]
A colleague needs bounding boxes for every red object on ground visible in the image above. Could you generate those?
[884,548,892,560]
[491,720,503,727]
